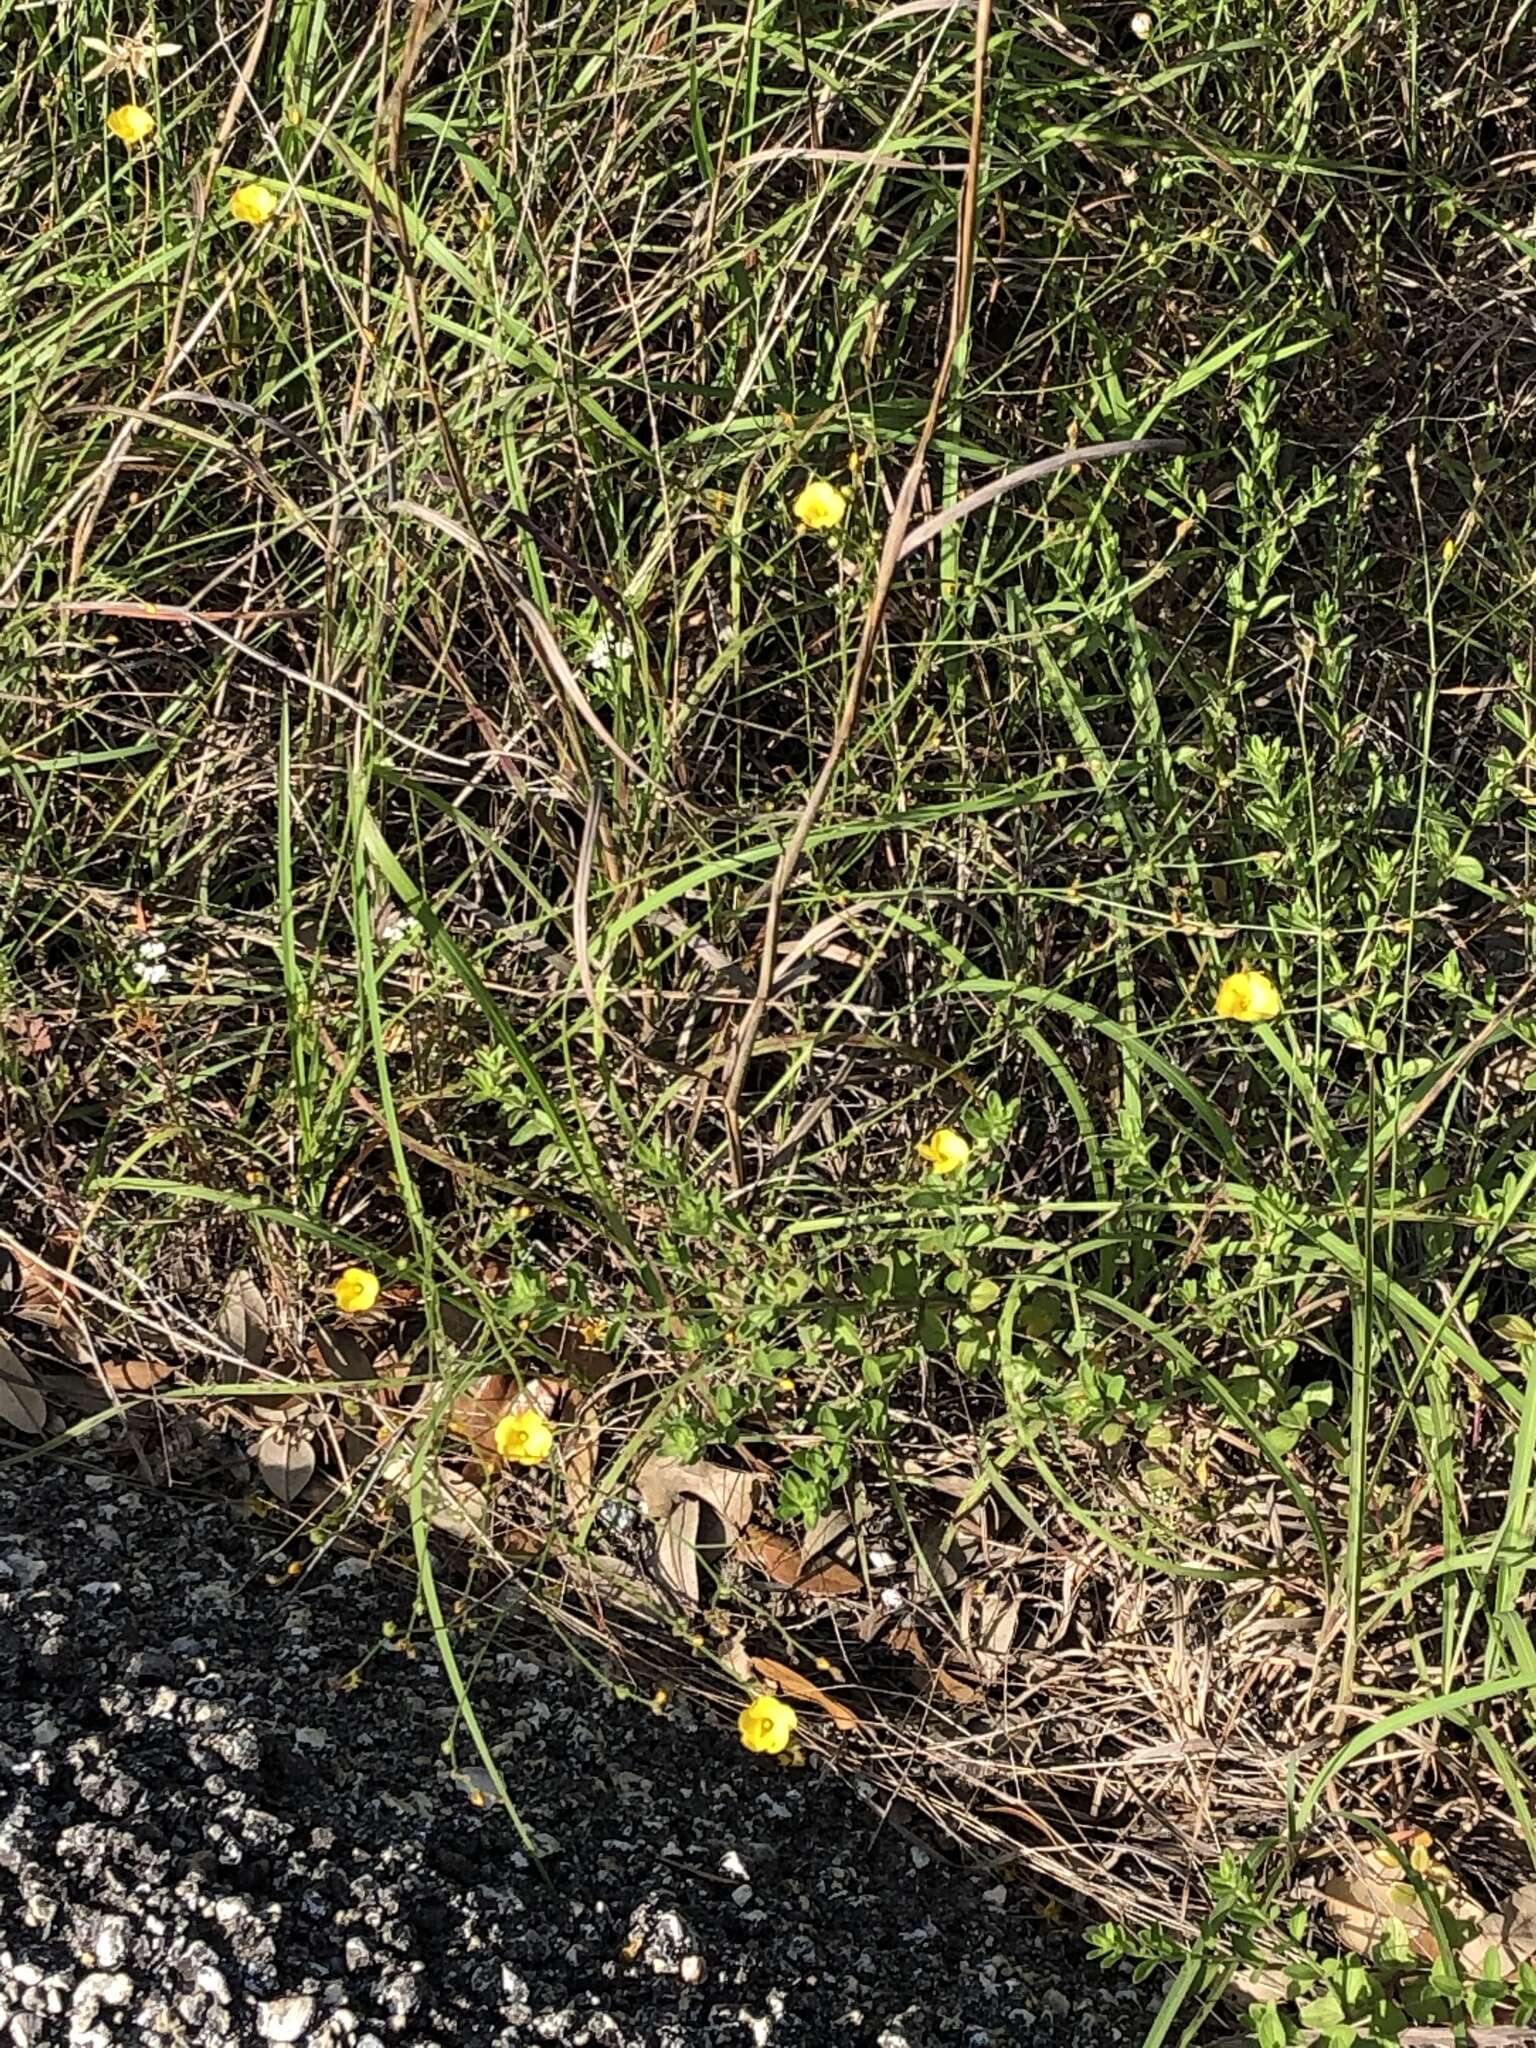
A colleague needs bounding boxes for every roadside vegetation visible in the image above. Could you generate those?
[4,1,1536,2040]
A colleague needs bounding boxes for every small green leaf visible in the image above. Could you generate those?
[1297,1992,1344,2031]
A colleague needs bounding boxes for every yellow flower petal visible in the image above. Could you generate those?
[333,1266,381,1313]
[494,1408,554,1465]
[107,103,156,147]
[915,1126,971,1176]
[792,478,847,532]
[230,181,279,226]
[1214,969,1282,1023]
[737,1694,798,1755]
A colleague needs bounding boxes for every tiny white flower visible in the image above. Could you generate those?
[585,623,631,675]
[140,961,170,987]
[380,914,418,945]
[137,937,167,960]
[1130,8,1154,35]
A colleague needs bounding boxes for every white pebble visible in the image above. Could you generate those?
[71,1972,133,2010]
[257,1993,315,2042]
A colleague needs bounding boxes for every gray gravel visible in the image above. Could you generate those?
[0,1460,1156,2046]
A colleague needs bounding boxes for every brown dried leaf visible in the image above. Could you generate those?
[635,1455,757,1537]
[1,1011,52,1056]
[560,1400,602,1519]
[739,1525,804,1586]
[2,1242,88,1361]
[311,1327,376,1383]
[748,1654,861,1732]
[0,1335,46,1435]
[1321,1862,1456,1965]
[738,1524,861,1597]
[656,1496,701,1607]
[962,1586,1021,1684]
[218,1270,268,1370]
[450,1373,512,1456]
[429,1467,490,1543]
[799,1554,864,1598]
[1461,1882,1536,1980]
[248,1392,304,1425]
[887,1623,983,1706]
[256,1428,316,1504]
[102,1357,174,1394]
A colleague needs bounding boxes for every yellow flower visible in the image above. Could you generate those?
[334,1266,381,1313]
[1215,970,1282,1023]
[230,182,279,226]
[738,1694,798,1755]
[792,478,847,532]
[107,103,156,146]
[494,1408,554,1465]
[916,1126,971,1176]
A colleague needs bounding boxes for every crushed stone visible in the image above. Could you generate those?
[0,1462,1159,2045]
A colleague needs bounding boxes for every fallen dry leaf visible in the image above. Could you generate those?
[101,1357,174,1395]
[0,1240,89,1362]
[748,1654,862,1732]
[256,1427,316,1503]
[1321,1854,1480,1966]
[887,1623,983,1706]
[962,1585,1020,1684]
[738,1524,862,1598]
[311,1327,376,1383]
[657,1495,702,1607]
[1461,1881,1536,1980]
[635,1455,757,1535]
[449,1373,512,1457]
[799,1553,864,1598]
[428,1467,491,1544]
[0,1335,46,1435]
[217,1270,269,1370]
[1,1011,52,1056]
[740,1525,804,1586]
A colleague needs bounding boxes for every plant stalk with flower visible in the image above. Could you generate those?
[334,1267,380,1313]
[738,1694,797,1754]
[1215,970,1282,1023]
[107,103,156,146]
[916,1126,971,1176]
[494,1408,554,1465]
[230,182,279,225]
[792,478,847,532]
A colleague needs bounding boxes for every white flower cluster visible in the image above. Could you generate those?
[585,622,632,675]
[135,935,170,987]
